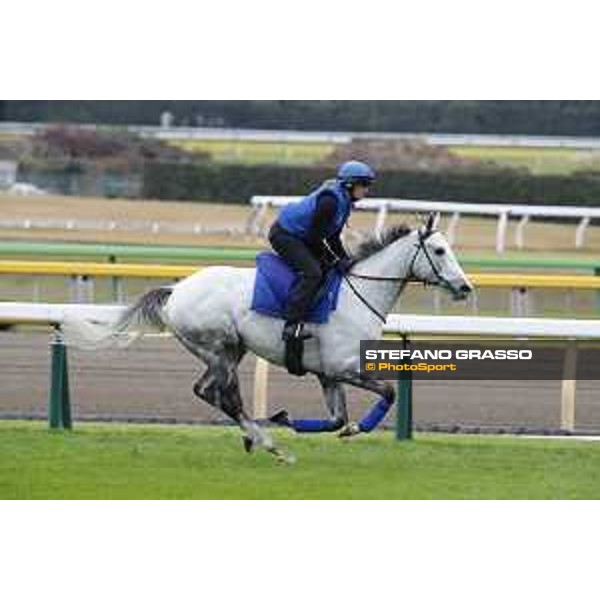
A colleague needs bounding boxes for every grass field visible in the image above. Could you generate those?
[169,137,600,174]
[170,139,335,165]
[170,137,600,174]
[450,145,600,175]
[1,421,599,499]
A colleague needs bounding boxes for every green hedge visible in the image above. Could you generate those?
[142,162,600,206]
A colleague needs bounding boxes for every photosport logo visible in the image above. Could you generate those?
[360,340,600,380]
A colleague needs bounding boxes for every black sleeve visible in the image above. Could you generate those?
[307,191,337,250]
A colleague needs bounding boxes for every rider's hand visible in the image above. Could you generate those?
[336,257,353,274]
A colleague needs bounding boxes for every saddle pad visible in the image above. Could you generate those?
[250,251,343,324]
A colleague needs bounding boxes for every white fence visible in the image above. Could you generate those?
[0,302,123,326]
[1,302,599,433]
[249,195,600,253]
[0,216,243,237]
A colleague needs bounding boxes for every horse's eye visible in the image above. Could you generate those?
[434,247,446,256]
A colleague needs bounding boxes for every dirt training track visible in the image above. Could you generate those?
[2,331,600,434]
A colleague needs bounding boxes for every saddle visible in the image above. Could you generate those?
[251,252,343,323]
[251,252,344,375]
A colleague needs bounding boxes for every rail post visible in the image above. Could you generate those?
[396,335,413,441]
[446,212,460,245]
[374,203,389,239]
[108,255,124,303]
[560,340,577,432]
[253,357,269,420]
[575,217,590,249]
[514,215,529,249]
[495,211,509,254]
[48,327,72,430]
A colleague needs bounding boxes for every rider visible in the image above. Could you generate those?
[268,160,376,343]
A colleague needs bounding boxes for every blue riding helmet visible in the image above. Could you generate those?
[337,160,376,186]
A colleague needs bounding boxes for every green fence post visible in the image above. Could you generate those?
[61,340,72,429]
[48,327,72,430]
[396,336,413,441]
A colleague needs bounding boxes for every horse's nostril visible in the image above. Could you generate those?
[460,284,472,293]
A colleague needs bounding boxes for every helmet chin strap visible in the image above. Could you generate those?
[342,181,359,199]
[340,178,372,198]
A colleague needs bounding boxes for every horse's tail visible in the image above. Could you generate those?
[62,286,173,350]
[115,286,173,332]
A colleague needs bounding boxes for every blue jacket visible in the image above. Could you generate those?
[276,182,352,241]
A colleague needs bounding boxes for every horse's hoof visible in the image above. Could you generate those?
[242,435,254,453]
[276,452,297,466]
[338,422,361,438]
[270,447,296,465]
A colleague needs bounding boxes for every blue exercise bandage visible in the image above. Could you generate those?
[291,419,340,433]
[358,397,393,433]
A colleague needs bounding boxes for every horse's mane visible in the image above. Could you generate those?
[350,224,413,265]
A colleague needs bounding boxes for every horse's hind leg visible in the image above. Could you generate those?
[187,341,245,423]
[194,360,263,446]
[200,365,292,463]
[174,329,246,428]
[178,331,291,461]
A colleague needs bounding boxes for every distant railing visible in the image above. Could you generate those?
[249,195,600,253]
[0,216,243,237]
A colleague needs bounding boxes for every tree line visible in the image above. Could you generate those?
[2,101,600,136]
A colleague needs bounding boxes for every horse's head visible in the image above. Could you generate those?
[408,213,473,301]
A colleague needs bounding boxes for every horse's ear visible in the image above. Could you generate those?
[425,212,439,232]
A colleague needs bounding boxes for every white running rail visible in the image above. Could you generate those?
[1,302,598,432]
[249,195,600,253]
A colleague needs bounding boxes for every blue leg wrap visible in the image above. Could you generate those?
[358,397,393,433]
[291,418,340,433]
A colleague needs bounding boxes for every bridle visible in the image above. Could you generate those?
[329,230,459,324]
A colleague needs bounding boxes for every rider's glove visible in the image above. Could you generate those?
[336,257,353,274]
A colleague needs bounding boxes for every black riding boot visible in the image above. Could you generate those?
[282,321,312,376]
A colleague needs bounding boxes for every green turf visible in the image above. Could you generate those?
[450,145,600,175]
[169,139,334,165]
[1,421,599,499]
[170,139,600,173]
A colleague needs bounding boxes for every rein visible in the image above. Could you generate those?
[329,230,456,324]
[340,272,389,323]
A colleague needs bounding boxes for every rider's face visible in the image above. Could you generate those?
[350,183,371,201]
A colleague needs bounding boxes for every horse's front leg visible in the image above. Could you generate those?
[320,375,349,429]
[268,375,348,433]
[334,373,396,437]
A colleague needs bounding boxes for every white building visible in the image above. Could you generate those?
[0,160,17,189]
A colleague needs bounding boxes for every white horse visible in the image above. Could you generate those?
[63,214,473,462]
